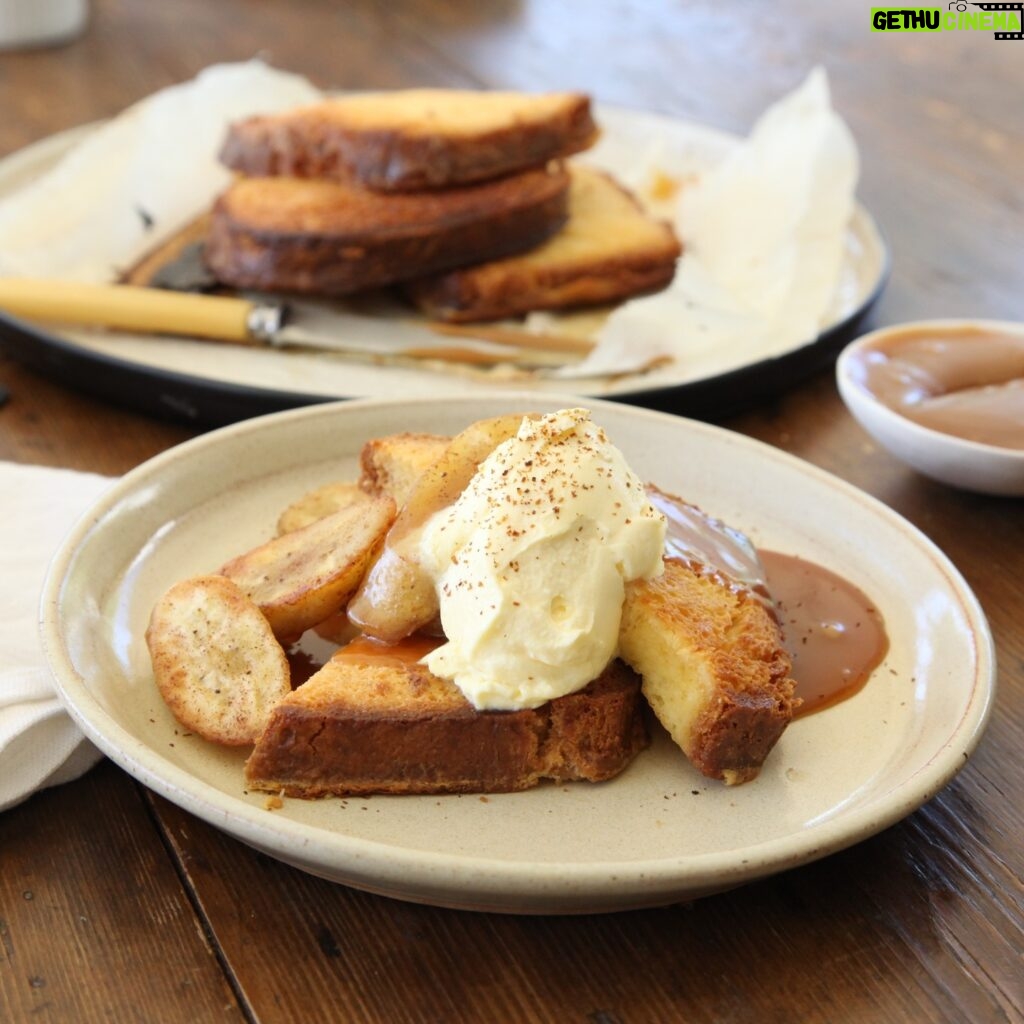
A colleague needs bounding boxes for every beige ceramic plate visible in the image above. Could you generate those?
[40,395,994,914]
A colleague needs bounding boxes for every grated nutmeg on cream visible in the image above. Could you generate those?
[418,408,666,710]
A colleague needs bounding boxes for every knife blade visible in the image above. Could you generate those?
[0,279,584,368]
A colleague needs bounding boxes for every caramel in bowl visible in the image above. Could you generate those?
[837,320,1024,496]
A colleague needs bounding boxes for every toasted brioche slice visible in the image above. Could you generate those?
[146,575,291,746]
[619,557,797,784]
[358,431,450,506]
[276,481,372,535]
[407,166,681,322]
[245,638,648,796]
[220,89,598,191]
[204,165,570,296]
[219,495,396,644]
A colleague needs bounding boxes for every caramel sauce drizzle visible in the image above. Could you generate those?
[652,489,890,717]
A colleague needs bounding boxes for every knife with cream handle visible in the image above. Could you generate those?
[0,279,589,368]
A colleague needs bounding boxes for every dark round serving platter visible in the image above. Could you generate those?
[0,252,888,428]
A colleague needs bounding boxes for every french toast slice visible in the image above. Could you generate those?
[244,639,649,797]
[204,165,570,296]
[358,431,451,506]
[619,557,797,785]
[406,166,681,322]
[220,89,598,191]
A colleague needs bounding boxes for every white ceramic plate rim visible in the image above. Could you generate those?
[40,395,995,911]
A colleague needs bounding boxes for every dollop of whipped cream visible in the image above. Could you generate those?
[419,408,666,710]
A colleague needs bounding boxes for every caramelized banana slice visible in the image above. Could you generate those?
[348,414,530,643]
[145,574,290,746]
[311,609,361,645]
[221,495,396,644]
[277,481,371,535]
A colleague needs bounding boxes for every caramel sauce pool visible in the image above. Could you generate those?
[332,632,441,668]
[652,489,890,717]
[760,551,889,716]
[847,324,1024,449]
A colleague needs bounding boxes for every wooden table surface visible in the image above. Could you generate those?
[1,2,1021,1021]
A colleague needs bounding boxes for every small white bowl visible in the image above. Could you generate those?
[836,319,1024,497]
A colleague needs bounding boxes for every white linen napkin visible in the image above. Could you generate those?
[0,460,113,812]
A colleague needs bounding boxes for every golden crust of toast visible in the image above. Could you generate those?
[244,642,648,796]
[219,89,598,191]
[219,495,396,644]
[204,166,570,295]
[357,432,451,506]
[146,575,291,746]
[407,166,681,322]
[619,557,797,784]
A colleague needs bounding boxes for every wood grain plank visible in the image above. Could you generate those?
[0,762,242,1022]
[149,782,1022,1024]
[0,0,479,160]
[0,354,193,474]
